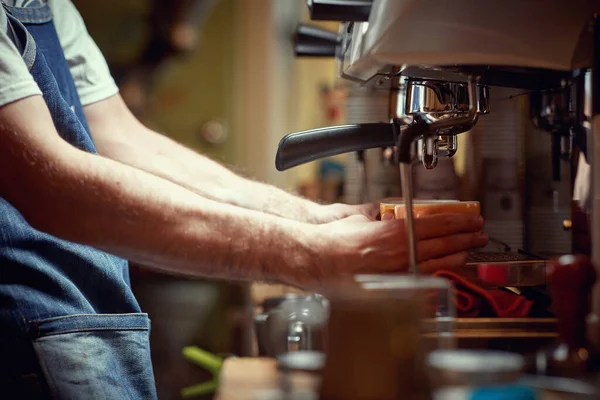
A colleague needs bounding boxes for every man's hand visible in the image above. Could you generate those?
[300,213,488,287]
[312,198,398,224]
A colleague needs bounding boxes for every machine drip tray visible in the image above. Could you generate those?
[422,318,558,339]
[422,318,558,354]
[463,252,548,287]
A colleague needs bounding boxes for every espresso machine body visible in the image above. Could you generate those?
[277,0,600,354]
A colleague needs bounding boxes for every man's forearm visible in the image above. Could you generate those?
[1,97,320,286]
[13,148,318,285]
[105,128,324,221]
[86,96,326,223]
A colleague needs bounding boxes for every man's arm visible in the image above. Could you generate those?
[0,95,321,286]
[1,96,487,287]
[84,95,362,224]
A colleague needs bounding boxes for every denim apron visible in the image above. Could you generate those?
[0,3,157,399]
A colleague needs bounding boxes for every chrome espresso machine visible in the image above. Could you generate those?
[271,0,600,384]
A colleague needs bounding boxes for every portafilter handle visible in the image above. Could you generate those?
[275,123,396,171]
[294,24,341,57]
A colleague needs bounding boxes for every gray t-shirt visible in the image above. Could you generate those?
[0,0,118,108]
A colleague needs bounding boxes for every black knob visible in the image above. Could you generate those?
[294,24,340,57]
[306,0,372,22]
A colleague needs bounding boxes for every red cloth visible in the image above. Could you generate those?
[433,270,533,318]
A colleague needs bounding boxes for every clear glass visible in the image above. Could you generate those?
[354,274,457,351]
[261,294,329,357]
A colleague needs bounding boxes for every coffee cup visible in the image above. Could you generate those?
[380,199,480,220]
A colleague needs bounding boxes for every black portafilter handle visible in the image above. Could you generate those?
[306,0,372,22]
[294,24,341,57]
[275,123,395,171]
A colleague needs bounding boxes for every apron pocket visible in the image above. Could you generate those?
[29,313,157,400]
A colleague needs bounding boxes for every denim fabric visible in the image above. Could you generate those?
[0,3,157,399]
[3,3,36,69]
[31,314,155,399]
[5,2,94,151]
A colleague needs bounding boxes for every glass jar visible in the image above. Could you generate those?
[254,294,329,357]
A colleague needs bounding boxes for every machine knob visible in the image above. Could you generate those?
[547,255,596,348]
[294,24,341,57]
[542,254,596,376]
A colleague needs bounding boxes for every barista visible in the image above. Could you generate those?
[0,0,488,398]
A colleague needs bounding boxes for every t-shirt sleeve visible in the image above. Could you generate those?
[0,8,42,108]
[49,0,119,106]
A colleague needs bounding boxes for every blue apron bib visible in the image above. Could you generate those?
[0,3,157,399]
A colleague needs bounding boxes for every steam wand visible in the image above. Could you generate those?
[395,78,478,275]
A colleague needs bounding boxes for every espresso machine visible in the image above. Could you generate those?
[273,0,600,358]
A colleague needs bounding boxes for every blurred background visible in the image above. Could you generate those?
[72,0,346,398]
